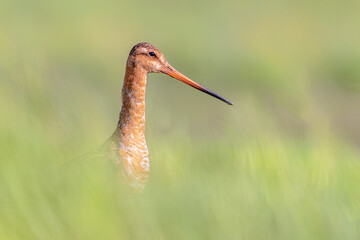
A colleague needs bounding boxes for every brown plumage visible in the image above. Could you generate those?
[108,42,232,191]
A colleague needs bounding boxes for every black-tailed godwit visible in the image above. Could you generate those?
[109,42,232,191]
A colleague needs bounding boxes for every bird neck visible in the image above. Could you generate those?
[116,66,147,139]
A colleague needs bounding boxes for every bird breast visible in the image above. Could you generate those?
[111,135,150,191]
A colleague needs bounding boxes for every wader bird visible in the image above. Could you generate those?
[108,42,232,191]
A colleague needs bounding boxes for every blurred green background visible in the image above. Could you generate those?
[1,0,360,239]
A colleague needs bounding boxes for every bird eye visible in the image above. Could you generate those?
[149,52,156,57]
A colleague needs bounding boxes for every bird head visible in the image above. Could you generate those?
[127,42,233,105]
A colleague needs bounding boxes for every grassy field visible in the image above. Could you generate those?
[1,0,360,239]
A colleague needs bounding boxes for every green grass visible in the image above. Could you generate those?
[2,132,360,239]
[1,0,360,239]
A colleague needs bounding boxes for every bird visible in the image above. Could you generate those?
[105,42,233,191]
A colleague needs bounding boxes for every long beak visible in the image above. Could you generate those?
[161,63,233,105]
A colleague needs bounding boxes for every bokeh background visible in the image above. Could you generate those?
[1,0,360,239]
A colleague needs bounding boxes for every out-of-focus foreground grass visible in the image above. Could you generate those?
[1,0,360,239]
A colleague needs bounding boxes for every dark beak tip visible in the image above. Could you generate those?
[225,100,233,105]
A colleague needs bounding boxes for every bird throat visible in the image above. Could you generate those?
[118,66,147,136]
